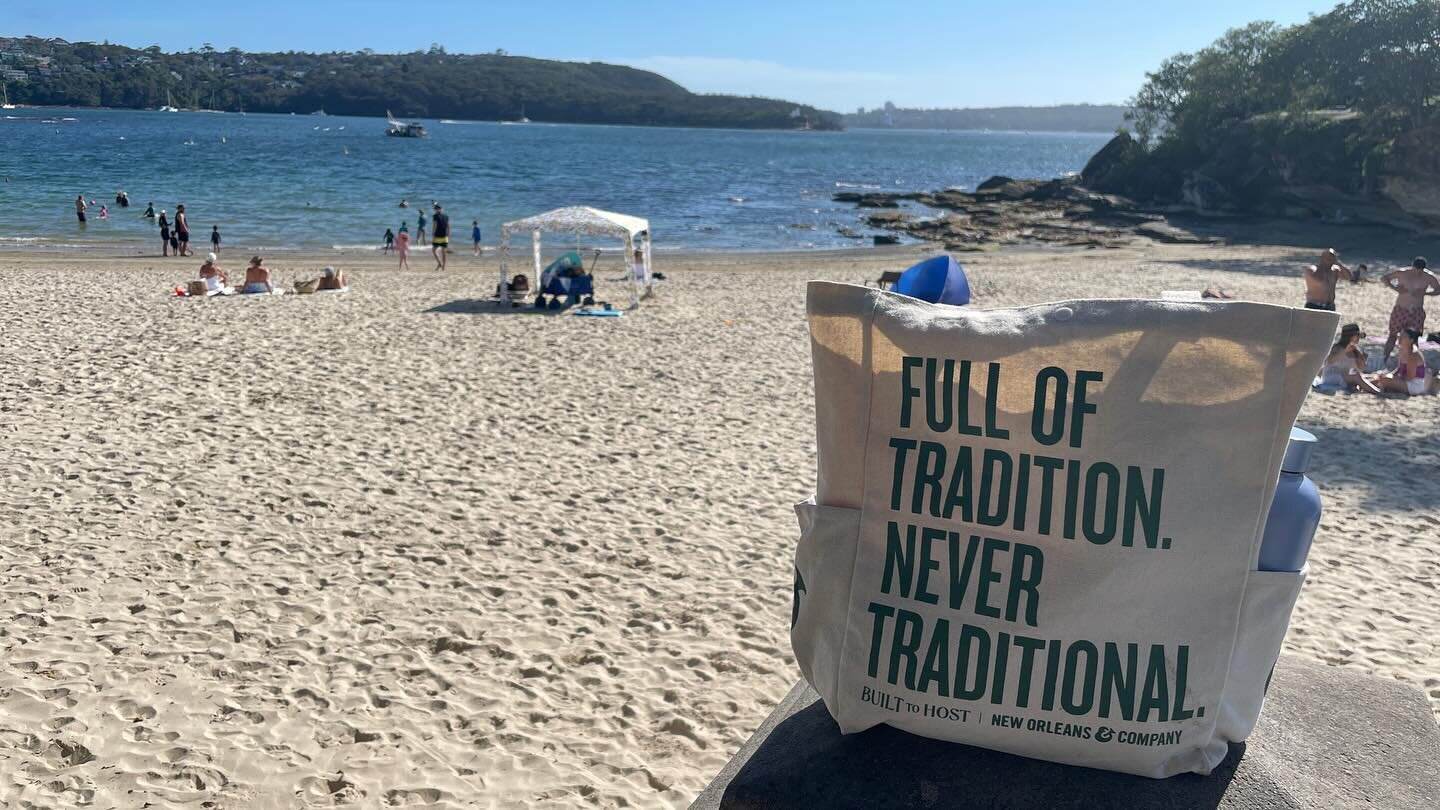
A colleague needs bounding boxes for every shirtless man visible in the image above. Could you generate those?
[1303,248,1352,311]
[1380,256,1440,361]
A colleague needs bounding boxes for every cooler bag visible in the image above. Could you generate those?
[791,281,1336,777]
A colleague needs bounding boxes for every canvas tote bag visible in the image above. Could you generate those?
[792,281,1336,778]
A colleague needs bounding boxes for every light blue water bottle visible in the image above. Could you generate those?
[1257,428,1322,572]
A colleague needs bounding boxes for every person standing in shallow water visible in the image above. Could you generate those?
[210,225,221,256]
[75,194,87,224]
[416,209,428,245]
[395,223,411,270]
[1380,257,1440,362]
[472,220,482,255]
[431,203,450,270]
[158,211,171,256]
[174,204,192,257]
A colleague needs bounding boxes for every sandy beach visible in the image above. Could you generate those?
[1,236,1436,807]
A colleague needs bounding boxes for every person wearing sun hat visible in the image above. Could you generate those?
[199,252,228,293]
[317,265,346,291]
[241,255,273,294]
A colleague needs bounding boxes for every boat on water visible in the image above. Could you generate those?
[311,108,327,116]
[1,83,14,111]
[384,110,427,138]
[158,89,180,113]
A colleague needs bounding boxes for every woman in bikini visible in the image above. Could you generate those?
[241,256,274,294]
[1367,329,1429,396]
[1319,323,1381,394]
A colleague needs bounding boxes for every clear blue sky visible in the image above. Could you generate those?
[8,0,1334,110]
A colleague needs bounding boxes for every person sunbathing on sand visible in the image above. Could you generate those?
[1367,329,1428,396]
[1319,323,1380,394]
[199,253,229,292]
[241,256,273,294]
[316,266,346,290]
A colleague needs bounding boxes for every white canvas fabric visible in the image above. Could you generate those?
[792,281,1336,778]
[497,206,653,306]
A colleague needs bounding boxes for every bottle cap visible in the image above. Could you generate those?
[1281,427,1317,474]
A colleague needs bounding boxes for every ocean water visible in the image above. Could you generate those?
[0,108,1109,252]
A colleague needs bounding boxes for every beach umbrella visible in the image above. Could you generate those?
[892,255,971,306]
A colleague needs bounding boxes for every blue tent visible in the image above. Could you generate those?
[891,255,971,306]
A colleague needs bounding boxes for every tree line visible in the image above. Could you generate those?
[2,38,843,130]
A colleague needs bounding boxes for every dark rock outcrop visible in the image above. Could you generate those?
[833,176,1186,250]
[1081,132,1147,190]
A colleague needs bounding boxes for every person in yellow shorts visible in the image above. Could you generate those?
[431,203,450,270]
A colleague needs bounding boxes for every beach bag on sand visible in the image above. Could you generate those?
[791,281,1336,778]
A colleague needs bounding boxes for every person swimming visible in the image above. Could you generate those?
[241,255,273,294]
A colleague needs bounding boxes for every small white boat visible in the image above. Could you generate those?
[1,83,14,111]
[158,89,180,113]
[384,109,427,138]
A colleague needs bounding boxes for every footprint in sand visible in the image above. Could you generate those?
[383,787,445,806]
[112,699,158,722]
[295,774,365,806]
[42,715,89,733]
[0,728,43,753]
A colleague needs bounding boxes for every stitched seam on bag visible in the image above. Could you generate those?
[1201,305,1299,767]
[830,286,882,705]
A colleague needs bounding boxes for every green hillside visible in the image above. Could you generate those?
[0,36,842,130]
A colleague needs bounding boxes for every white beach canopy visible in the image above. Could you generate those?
[498,206,654,307]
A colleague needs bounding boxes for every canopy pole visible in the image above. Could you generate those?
[625,233,638,309]
[499,226,511,304]
[532,231,543,296]
[643,231,653,297]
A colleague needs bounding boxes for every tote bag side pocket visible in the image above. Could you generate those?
[1213,567,1307,748]
[791,499,863,714]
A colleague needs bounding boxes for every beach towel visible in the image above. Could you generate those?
[792,282,1335,778]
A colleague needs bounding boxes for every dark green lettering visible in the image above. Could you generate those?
[954,623,990,700]
[1083,462,1120,545]
[900,357,923,429]
[917,618,952,697]
[1061,641,1098,715]
[977,449,1012,527]
[1124,466,1165,549]
[866,602,894,678]
[881,522,915,598]
[1031,367,1068,445]
[984,362,1010,439]
[1099,642,1138,721]
[888,438,916,511]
